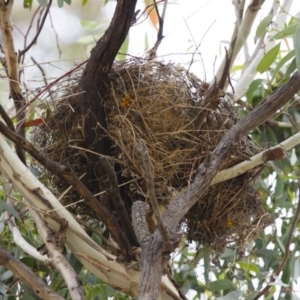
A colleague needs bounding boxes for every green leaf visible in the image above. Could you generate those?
[217,291,242,300]
[0,199,20,220]
[207,279,233,292]
[23,0,33,9]
[257,43,281,73]
[282,57,297,81]
[271,50,295,82]
[293,25,300,73]
[236,261,260,274]
[37,0,47,7]
[0,282,7,295]
[64,0,71,4]
[82,0,88,5]
[0,270,13,281]
[255,14,274,40]
[273,24,298,40]
[275,175,284,200]
[57,0,64,7]
[80,20,101,30]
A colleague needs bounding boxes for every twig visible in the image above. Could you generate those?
[147,0,167,59]
[18,0,52,60]
[135,139,172,253]
[0,247,64,300]
[31,56,53,100]
[99,156,139,246]
[13,60,87,120]
[30,209,85,300]
[253,180,300,300]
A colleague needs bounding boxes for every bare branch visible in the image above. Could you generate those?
[0,0,26,138]
[18,0,52,60]
[14,60,87,120]
[214,0,265,83]
[147,0,167,59]
[135,139,172,252]
[132,201,151,245]
[0,246,64,300]
[30,209,85,300]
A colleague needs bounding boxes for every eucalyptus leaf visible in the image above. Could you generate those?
[37,0,47,7]
[273,24,298,40]
[217,291,242,300]
[271,50,295,82]
[255,14,274,40]
[257,43,281,73]
[0,199,20,220]
[293,25,300,73]
[207,279,233,292]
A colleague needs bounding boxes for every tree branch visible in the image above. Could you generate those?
[99,156,139,246]
[0,246,64,300]
[0,0,26,139]
[0,121,133,260]
[78,0,137,156]
[3,179,49,262]
[30,209,85,300]
[214,0,265,83]
[0,132,179,298]
[18,0,52,60]
[135,139,172,252]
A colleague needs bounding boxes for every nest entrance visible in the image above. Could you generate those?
[32,59,272,253]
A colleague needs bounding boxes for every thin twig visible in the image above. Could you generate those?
[13,60,87,120]
[147,0,166,59]
[18,0,52,60]
[31,56,53,100]
[135,139,172,253]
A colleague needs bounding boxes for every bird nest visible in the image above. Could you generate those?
[31,59,272,253]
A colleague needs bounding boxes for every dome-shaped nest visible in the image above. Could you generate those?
[32,59,272,253]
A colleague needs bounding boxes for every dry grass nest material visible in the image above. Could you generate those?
[32,59,272,253]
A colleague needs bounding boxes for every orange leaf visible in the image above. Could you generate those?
[21,118,44,128]
[145,0,158,30]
